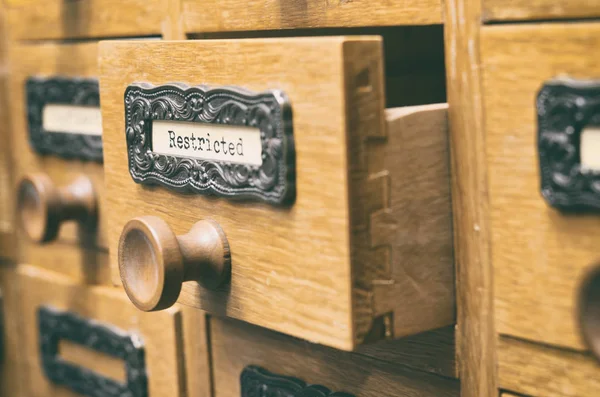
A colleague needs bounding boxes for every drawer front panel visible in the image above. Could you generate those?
[18,265,203,397]
[99,39,454,350]
[210,317,459,397]
[9,42,108,262]
[4,0,171,40]
[182,0,442,33]
[481,22,600,350]
[483,0,600,23]
[498,336,600,397]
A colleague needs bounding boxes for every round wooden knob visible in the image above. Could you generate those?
[17,173,97,243]
[579,264,600,361]
[118,216,231,312]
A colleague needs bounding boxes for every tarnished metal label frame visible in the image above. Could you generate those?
[241,365,354,397]
[537,77,600,211]
[38,306,147,397]
[26,76,103,162]
[124,82,295,206]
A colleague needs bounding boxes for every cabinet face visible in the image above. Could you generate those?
[99,38,454,350]
[210,317,459,397]
[481,22,600,351]
[17,264,206,397]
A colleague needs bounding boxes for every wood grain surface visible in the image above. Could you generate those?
[444,0,498,394]
[3,0,172,40]
[483,0,600,23]
[498,336,600,396]
[210,316,460,397]
[481,22,600,351]
[9,42,110,280]
[0,3,15,262]
[99,38,453,349]
[0,266,25,397]
[17,264,199,397]
[355,325,456,378]
[181,0,442,35]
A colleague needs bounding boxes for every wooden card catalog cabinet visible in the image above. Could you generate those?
[9,42,109,277]
[99,38,454,350]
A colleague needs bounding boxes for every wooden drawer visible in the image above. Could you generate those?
[99,38,454,350]
[9,42,108,262]
[210,317,459,397]
[181,0,442,35]
[483,0,600,23]
[3,0,173,40]
[481,22,600,351]
[498,336,600,396]
[17,264,211,397]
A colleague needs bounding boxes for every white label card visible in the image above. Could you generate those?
[42,104,103,136]
[152,120,263,166]
[581,126,600,172]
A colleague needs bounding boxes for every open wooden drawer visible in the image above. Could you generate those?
[99,37,454,350]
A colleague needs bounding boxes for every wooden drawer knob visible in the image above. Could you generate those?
[17,173,97,243]
[118,216,231,312]
[579,264,600,360]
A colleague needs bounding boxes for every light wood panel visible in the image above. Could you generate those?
[211,316,460,397]
[443,0,498,394]
[0,1,15,262]
[9,42,110,280]
[99,38,453,350]
[483,0,600,23]
[481,22,600,351]
[17,264,201,397]
[498,336,600,397]
[181,0,442,35]
[0,266,25,397]
[4,0,172,40]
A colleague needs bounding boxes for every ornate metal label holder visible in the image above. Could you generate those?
[26,76,103,162]
[124,82,295,206]
[38,306,148,397]
[537,77,600,211]
[241,365,354,397]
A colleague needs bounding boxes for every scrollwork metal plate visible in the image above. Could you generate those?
[26,76,103,162]
[124,82,295,206]
[240,365,354,397]
[537,77,600,211]
[38,306,147,397]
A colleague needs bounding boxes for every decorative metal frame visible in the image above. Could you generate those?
[38,306,147,397]
[124,82,295,206]
[241,365,354,397]
[537,77,600,211]
[26,76,103,162]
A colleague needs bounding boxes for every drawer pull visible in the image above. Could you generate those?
[38,305,148,397]
[579,265,600,361]
[26,77,103,162]
[119,216,231,311]
[537,77,600,211]
[17,173,97,243]
[241,366,354,397]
